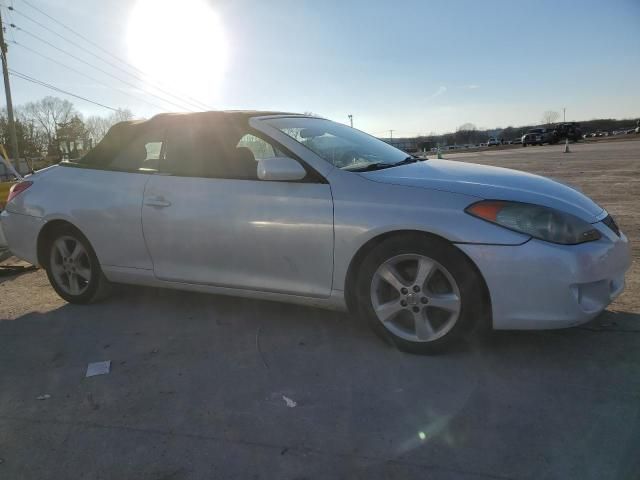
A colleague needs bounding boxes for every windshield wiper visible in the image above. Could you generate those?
[344,157,422,172]
[343,162,395,172]
[392,156,421,166]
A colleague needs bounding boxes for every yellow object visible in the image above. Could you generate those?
[0,144,18,209]
[0,181,16,208]
[0,144,10,164]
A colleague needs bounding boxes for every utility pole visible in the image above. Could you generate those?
[0,10,19,168]
[348,114,353,128]
[563,107,566,123]
[389,129,394,140]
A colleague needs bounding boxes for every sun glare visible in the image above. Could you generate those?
[127,0,228,105]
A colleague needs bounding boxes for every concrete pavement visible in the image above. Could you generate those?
[0,276,639,479]
[1,139,640,479]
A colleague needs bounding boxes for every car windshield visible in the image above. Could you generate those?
[264,117,410,170]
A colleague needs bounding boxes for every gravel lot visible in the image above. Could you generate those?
[0,139,638,480]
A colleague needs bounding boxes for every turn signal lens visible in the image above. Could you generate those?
[465,200,601,245]
[6,181,33,204]
[466,201,508,222]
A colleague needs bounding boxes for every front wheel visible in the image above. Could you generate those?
[44,226,111,304]
[356,236,487,354]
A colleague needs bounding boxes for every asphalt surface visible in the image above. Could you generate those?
[1,140,639,480]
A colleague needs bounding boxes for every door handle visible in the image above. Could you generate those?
[144,196,172,208]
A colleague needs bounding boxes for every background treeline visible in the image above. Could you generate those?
[0,96,132,161]
[398,117,639,150]
[1,97,638,160]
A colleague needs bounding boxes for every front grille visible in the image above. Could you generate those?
[603,214,620,236]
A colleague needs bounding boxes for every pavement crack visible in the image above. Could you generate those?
[0,414,518,480]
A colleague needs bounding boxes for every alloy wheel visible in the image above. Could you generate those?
[49,235,92,296]
[370,253,461,342]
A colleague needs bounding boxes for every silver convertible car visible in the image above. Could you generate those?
[1,112,631,353]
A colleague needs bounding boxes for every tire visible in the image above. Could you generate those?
[355,235,487,354]
[43,225,111,304]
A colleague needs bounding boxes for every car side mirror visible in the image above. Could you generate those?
[257,157,306,181]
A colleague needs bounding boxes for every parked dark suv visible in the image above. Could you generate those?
[522,128,558,146]
[554,122,582,142]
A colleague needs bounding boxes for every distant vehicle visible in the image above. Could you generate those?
[554,123,582,142]
[521,128,557,146]
[612,128,629,135]
[487,138,500,146]
[2,111,630,354]
[511,138,522,144]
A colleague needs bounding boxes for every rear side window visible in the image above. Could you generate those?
[78,124,165,173]
[111,139,164,172]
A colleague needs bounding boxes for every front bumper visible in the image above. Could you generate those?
[457,222,631,330]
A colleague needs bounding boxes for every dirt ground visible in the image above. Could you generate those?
[0,139,638,480]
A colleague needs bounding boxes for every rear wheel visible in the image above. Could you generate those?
[356,236,487,354]
[44,226,110,304]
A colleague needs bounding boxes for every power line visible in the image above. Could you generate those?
[3,5,16,42]
[9,6,209,111]
[9,21,197,112]
[9,39,168,111]
[14,1,213,111]
[9,69,119,111]
[9,23,196,112]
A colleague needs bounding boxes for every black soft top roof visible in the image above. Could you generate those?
[117,110,300,130]
[106,110,302,138]
[80,111,302,167]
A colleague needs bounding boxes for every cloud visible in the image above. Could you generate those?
[462,84,480,89]
[427,85,447,100]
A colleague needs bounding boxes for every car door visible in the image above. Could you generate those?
[141,117,334,298]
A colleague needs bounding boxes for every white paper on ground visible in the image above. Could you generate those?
[282,395,297,408]
[86,361,111,377]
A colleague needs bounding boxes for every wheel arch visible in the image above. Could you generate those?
[36,219,85,267]
[343,229,493,329]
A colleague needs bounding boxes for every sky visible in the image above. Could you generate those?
[3,0,640,136]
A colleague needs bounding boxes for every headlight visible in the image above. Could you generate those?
[465,200,601,245]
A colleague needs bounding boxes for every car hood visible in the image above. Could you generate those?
[361,160,604,222]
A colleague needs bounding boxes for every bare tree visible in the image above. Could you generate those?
[85,108,134,144]
[112,108,134,123]
[455,123,479,145]
[84,115,110,144]
[457,122,477,132]
[22,97,77,151]
[542,110,560,125]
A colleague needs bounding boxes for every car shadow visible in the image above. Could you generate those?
[3,282,638,358]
